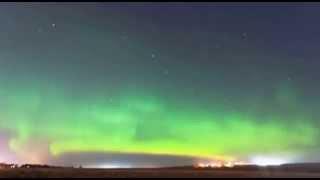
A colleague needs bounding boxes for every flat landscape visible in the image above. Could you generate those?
[1,166,320,178]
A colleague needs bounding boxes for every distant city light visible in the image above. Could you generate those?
[224,162,234,168]
[196,162,223,168]
[233,161,252,166]
[85,164,131,169]
[250,156,288,166]
[196,160,251,168]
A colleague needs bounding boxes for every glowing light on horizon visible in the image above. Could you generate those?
[196,160,250,168]
[196,162,223,168]
[250,156,289,166]
[85,164,132,169]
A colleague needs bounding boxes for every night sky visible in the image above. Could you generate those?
[0,3,320,167]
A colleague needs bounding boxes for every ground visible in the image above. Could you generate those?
[1,167,320,178]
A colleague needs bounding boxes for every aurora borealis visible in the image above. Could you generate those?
[1,3,320,167]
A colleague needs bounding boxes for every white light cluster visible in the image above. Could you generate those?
[196,160,258,168]
[196,161,248,168]
[196,162,223,168]
[85,163,131,169]
[249,156,288,166]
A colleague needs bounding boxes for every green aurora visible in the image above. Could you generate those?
[0,3,320,166]
[0,81,317,163]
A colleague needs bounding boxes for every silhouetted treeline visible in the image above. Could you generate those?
[20,164,64,169]
[0,163,18,169]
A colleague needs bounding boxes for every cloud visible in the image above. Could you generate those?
[48,152,213,168]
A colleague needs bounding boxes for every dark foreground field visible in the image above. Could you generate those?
[1,167,320,178]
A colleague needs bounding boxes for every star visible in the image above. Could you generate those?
[51,23,56,28]
[151,53,159,63]
[37,27,43,33]
[241,32,247,39]
[121,35,128,40]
